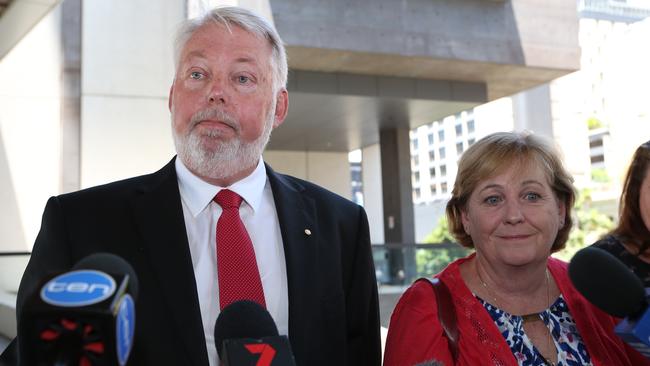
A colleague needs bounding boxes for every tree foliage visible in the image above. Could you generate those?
[555,188,614,261]
[587,116,604,130]
[422,215,455,244]
[417,216,470,277]
[591,168,609,183]
[417,189,615,270]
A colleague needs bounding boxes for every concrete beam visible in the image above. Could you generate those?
[272,0,579,99]
[0,0,62,60]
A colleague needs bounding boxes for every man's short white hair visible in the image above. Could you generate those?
[174,6,288,91]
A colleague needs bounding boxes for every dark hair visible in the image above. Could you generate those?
[612,141,650,254]
[446,131,576,252]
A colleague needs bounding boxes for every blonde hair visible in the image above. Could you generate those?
[446,131,576,252]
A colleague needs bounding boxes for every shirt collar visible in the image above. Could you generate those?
[175,157,267,217]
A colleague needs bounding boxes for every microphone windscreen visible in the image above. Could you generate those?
[569,246,645,317]
[214,300,278,359]
[415,360,443,366]
[73,253,140,299]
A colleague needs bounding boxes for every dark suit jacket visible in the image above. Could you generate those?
[8,158,381,366]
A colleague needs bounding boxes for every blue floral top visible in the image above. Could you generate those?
[477,295,593,366]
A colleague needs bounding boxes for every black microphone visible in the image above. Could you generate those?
[415,360,443,366]
[214,300,296,366]
[569,246,650,357]
[19,253,138,366]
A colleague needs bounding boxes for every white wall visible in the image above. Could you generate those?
[0,6,63,251]
[263,150,351,200]
[306,152,351,198]
[80,0,183,187]
[263,150,307,178]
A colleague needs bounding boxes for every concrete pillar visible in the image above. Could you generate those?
[60,0,82,193]
[361,144,384,244]
[512,84,553,138]
[379,128,416,284]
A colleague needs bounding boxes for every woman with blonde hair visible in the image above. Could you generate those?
[384,131,649,366]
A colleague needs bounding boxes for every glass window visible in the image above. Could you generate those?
[414,171,420,183]
[413,155,419,166]
[412,138,418,151]
[415,188,421,199]
[440,165,447,176]
[429,166,436,178]
[455,124,462,136]
[429,150,435,162]
[468,138,475,146]
[467,119,475,134]
[456,142,464,154]
[591,155,605,164]
[589,139,603,149]
[439,147,446,159]
[430,184,437,196]
[428,133,434,145]
[438,130,445,142]
[441,181,448,193]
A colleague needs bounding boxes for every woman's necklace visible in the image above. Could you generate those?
[476,267,556,366]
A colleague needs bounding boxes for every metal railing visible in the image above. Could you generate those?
[372,242,471,286]
[0,252,30,295]
[0,244,472,289]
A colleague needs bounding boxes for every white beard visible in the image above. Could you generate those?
[172,104,274,182]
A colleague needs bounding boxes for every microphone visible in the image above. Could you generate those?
[569,246,650,357]
[415,360,443,366]
[19,253,139,366]
[214,300,296,366]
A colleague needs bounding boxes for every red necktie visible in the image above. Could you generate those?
[214,189,266,310]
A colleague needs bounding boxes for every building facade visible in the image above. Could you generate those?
[406,0,650,242]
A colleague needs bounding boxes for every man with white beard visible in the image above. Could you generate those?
[6,6,381,366]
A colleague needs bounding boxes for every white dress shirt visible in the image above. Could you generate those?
[175,158,289,366]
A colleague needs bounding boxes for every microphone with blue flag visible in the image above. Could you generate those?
[19,253,138,366]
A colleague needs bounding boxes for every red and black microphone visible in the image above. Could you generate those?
[214,300,296,366]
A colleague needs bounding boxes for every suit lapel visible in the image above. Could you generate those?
[266,165,322,350]
[131,159,209,366]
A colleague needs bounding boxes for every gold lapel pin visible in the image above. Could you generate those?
[304,229,312,236]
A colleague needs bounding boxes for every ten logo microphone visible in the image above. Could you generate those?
[19,253,139,366]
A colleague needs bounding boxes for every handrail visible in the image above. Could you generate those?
[371,242,463,250]
[0,252,30,256]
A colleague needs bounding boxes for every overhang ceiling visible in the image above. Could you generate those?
[286,46,575,103]
[267,70,486,152]
[268,91,480,152]
[268,0,580,153]
[0,0,13,16]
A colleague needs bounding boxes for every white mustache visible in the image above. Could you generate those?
[189,108,239,133]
